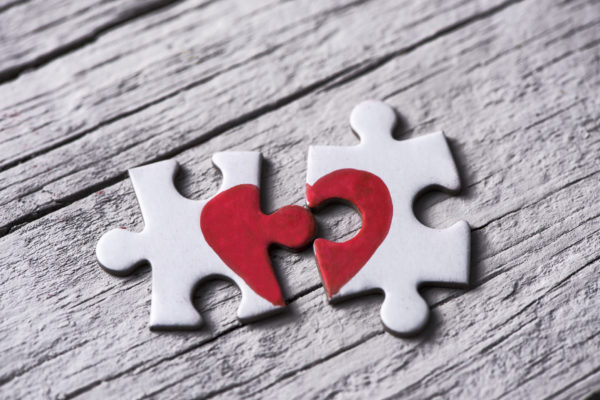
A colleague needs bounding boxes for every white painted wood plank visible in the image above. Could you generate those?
[0,0,512,232]
[0,0,599,398]
[0,0,183,81]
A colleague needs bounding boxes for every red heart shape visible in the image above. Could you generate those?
[201,184,315,306]
[307,169,393,297]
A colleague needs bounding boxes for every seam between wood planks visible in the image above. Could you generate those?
[316,0,525,94]
[0,23,313,175]
[0,0,524,238]
[201,331,385,400]
[249,254,600,400]
[494,335,600,400]
[0,0,189,84]
[0,0,28,14]
[0,0,373,173]
[472,169,600,233]
[542,365,600,400]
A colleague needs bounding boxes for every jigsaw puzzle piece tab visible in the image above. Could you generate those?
[349,99,398,146]
[96,160,180,276]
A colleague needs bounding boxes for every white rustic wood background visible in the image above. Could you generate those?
[1,0,599,398]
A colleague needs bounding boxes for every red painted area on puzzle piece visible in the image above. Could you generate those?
[201,184,316,306]
[306,169,393,297]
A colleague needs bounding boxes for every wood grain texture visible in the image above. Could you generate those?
[0,0,599,398]
[0,0,184,82]
[0,0,511,233]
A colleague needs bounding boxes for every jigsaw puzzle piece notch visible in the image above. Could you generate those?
[212,151,261,192]
[408,221,471,286]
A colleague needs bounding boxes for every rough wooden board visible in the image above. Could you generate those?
[0,0,500,166]
[79,9,600,391]
[0,0,514,233]
[60,165,600,399]
[1,169,598,399]
[2,0,597,234]
[1,0,599,399]
[0,0,185,82]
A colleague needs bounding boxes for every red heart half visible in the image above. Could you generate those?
[307,169,393,297]
[201,184,315,306]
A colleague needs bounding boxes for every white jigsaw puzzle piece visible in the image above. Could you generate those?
[307,100,470,335]
[96,152,279,329]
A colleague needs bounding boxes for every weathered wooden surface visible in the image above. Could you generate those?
[0,0,512,232]
[0,0,599,398]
